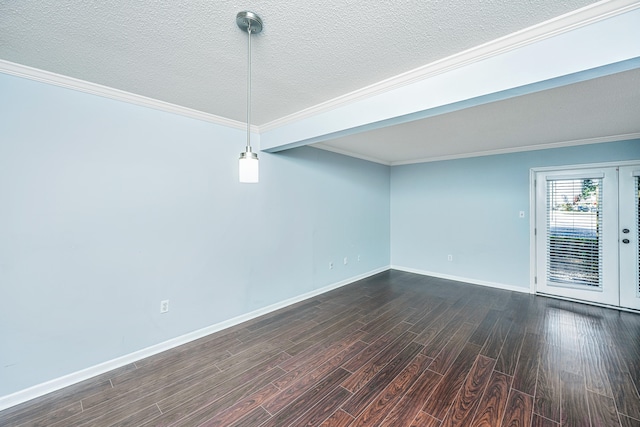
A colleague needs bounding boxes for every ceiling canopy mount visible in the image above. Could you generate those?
[236,11,263,34]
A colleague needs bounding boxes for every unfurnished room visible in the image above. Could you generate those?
[1,1,640,426]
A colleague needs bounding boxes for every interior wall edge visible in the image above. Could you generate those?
[390,265,533,294]
[0,265,390,412]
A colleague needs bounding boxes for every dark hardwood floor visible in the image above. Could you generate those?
[2,270,640,426]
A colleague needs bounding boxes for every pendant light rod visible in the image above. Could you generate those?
[236,11,262,184]
[246,21,252,151]
[237,11,263,152]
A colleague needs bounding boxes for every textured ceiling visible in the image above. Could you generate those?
[314,68,640,164]
[1,0,600,126]
[3,0,638,165]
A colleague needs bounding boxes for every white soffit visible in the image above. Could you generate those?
[314,66,640,165]
[261,4,640,155]
[261,0,640,132]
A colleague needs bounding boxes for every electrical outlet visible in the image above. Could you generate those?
[344,257,348,265]
[357,255,361,262]
[447,254,453,262]
[329,261,333,270]
[160,300,169,313]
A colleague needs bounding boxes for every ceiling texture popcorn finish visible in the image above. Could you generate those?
[1,0,639,164]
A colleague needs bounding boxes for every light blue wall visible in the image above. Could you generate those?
[2,70,638,401]
[391,140,640,289]
[0,73,390,396]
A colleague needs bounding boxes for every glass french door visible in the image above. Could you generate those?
[535,164,640,310]
[619,166,640,310]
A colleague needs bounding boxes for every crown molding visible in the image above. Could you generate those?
[259,0,640,133]
[311,143,391,166]
[0,59,260,132]
[2,1,637,136]
[389,133,640,166]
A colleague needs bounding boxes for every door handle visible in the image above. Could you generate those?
[622,228,630,233]
[622,238,630,244]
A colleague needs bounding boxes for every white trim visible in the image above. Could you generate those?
[259,0,640,133]
[0,60,257,132]
[312,143,391,166]
[390,133,640,166]
[2,1,637,136]
[529,169,538,295]
[545,172,606,180]
[530,158,640,173]
[391,265,532,294]
[536,292,640,313]
[0,266,389,411]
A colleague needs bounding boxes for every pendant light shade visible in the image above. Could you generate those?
[237,11,262,183]
[239,147,259,183]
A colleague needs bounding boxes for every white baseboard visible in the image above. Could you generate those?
[0,266,389,411]
[391,265,532,294]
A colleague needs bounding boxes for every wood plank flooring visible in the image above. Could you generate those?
[2,270,640,426]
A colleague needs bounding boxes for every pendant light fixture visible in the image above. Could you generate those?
[237,11,262,183]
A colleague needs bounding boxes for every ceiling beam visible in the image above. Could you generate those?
[260,5,640,153]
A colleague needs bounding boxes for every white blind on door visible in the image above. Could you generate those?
[546,178,603,288]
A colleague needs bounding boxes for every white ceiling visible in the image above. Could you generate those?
[1,0,639,164]
[316,67,640,164]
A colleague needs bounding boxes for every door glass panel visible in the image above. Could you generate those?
[546,178,602,288]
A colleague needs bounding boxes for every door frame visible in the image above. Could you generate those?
[529,160,640,309]
[619,165,640,310]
